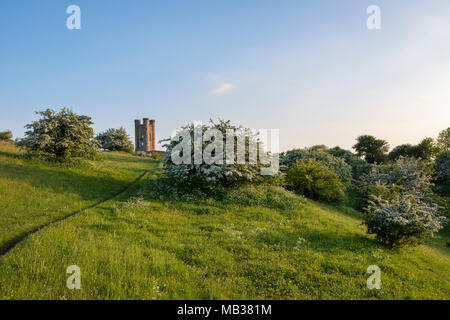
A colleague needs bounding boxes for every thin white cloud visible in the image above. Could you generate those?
[209,83,234,95]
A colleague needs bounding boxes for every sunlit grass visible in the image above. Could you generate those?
[0,144,158,244]
[0,145,448,299]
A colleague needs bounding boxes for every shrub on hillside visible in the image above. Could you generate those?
[414,138,440,161]
[0,130,13,142]
[285,158,345,202]
[360,157,447,247]
[161,119,279,188]
[325,147,370,209]
[364,194,446,247]
[360,157,434,203]
[389,138,439,161]
[96,127,134,153]
[434,151,450,184]
[18,108,99,161]
[280,148,352,186]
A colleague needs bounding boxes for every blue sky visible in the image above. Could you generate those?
[1,0,449,151]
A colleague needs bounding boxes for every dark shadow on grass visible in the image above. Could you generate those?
[425,225,450,256]
[127,173,306,213]
[300,229,378,253]
[0,171,148,257]
[0,148,161,172]
[312,201,364,220]
[0,161,136,202]
[0,149,24,159]
[102,153,162,166]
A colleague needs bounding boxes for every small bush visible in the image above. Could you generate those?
[96,127,134,153]
[388,144,415,161]
[281,148,352,186]
[18,108,99,161]
[285,158,345,202]
[364,194,447,247]
[0,130,13,142]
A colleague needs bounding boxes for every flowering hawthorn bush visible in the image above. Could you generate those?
[360,157,434,203]
[161,119,278,188]
[360,157,447,247]
[18,108,99,161]
[365,194,446,247]
[96,127,134,153]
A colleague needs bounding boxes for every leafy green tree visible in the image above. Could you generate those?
[436,127,450,152]
[0,130,13,142]
[388,144,415,161]
[18,108,99,160]
[353,135,389,164]
[389,138,439,161]
[434,150,450,184]
[414,138,439,161]
[96,127,134,153]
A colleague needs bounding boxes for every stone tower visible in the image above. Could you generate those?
[134,118,156,152]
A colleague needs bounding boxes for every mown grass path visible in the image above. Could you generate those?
[0,170,148,257]
[0,144,160,249]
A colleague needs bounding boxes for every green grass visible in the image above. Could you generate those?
[0,144,160,245]
[0,145,449,299]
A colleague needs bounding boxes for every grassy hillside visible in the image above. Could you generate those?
[0,144,160,245]
[0,145,449,299]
